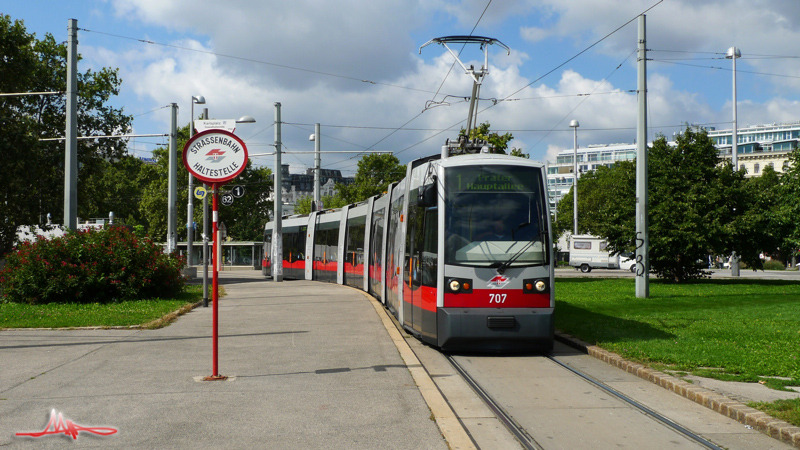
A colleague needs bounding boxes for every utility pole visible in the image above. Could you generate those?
[635,14,650,298]
[314,123,321,209]
[727,47,741,171]
[570,120,579,235]
[273,103,283,282]
[187,95,205,265]
[64,19,78,230]
[167,103,178,253]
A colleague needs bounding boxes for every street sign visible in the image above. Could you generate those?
[231,185,245,198]
[194,186,207,200]
[182,129,248,185]
[194,119,236,133]
[220,193,234,206]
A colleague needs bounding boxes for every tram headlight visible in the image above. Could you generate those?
[523,278,549,294]
[446,277,473,294]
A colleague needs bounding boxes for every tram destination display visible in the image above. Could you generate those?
[446,166,539,193]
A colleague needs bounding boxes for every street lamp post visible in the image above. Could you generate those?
[187,95,205,266]
[726,46,741,171]
[570,120,580,235]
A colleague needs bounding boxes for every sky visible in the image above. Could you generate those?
[4,0,800,176]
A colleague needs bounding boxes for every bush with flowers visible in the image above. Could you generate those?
[0,226,186,304]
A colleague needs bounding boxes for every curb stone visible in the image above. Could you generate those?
[555,330,800,449]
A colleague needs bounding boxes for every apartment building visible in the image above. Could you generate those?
[546,121,800,210]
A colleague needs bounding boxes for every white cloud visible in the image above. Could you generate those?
[93,0,800,169]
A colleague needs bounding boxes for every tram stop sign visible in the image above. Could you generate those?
[182,129,248,185]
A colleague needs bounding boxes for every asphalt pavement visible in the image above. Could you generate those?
[2,269,798,449]
[0,271,453,450]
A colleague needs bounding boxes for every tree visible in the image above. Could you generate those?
[0,15,132,255]
[138,123,274,242]
[571,129,759,283]
[218,164,273,241]
[294,194,347,215]
[509,148,529,158]
[83,155,149,227]
[646,130,738,281]
[335,153,406,205]
[461,121,518,154]
[779,147,800,263]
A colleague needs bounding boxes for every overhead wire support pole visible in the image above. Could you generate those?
[635,15,650,298]
[167,103,178,253]
[64,19,78,231]
[314,123,321,209]
[188,95,206,267]
[273,102,283,282]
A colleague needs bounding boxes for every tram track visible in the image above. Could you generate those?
[447,354,543,450]
[445,353,726,450]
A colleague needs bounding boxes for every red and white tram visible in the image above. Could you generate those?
[263,139,554,352]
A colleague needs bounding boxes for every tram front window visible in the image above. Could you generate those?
[444,165,548,267]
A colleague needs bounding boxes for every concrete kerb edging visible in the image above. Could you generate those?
[555,331,800,449]
[359,289,478,450]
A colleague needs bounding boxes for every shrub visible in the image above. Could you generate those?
[763,259,786,271]
[0,227,185,304]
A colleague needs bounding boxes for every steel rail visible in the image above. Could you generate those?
[448,353,726,450]
[446,355,543,450]
[545,355,725,450]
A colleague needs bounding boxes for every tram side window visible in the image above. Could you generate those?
[263,229,272,263]
[420,207,437,287]
[346,218,366,266]
[405,202,421,287]
[282,230,293,262]
[371,207,384,269]
[283,227,307,262]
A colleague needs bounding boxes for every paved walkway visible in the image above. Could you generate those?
[0,272,451,449]
[3,270,798,449]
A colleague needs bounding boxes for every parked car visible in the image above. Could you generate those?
[619,252,637,273]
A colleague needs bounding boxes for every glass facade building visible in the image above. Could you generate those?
[546,121,800,212]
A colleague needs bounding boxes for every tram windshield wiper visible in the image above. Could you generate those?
[511,222,530,240]
[491,223,536,274]
[491,241,534,274]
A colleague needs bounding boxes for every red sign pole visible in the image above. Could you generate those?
[211,183,219,377]
[182,129,247,382]
[210,183,223,379]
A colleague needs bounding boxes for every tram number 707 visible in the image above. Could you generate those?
[489,293,507,304]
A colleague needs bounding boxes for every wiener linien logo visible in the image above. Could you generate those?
[16,409,117,440]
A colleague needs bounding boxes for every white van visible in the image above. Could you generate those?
[568,235,620,273]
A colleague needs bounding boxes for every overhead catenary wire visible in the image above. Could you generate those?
[326,0,495,170]
[75,0,794,173]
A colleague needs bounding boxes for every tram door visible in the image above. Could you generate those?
[404,200,438,343]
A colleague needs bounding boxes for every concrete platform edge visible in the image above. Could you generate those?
[359,289,478,450]
[555,330,800,449]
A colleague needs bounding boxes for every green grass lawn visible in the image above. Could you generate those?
[555,277,800,426]
[0,284,203,329]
